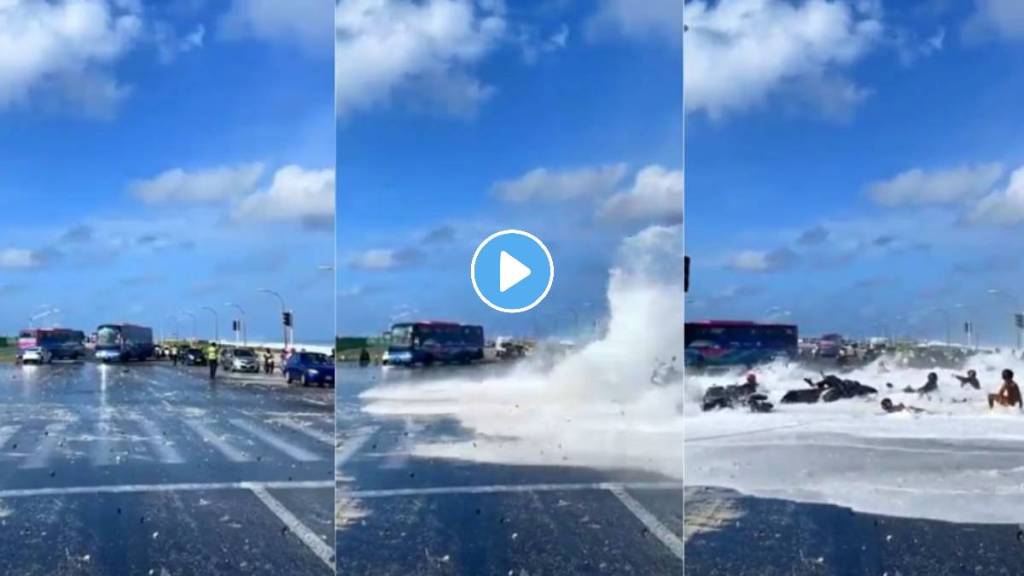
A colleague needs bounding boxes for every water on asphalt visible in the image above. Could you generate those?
[0,361,334,575]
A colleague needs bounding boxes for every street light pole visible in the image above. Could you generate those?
[226,303,247,346]
[987,289,1020,350]
[167,315,180,340]
[200,306,219,343]
[258,289,290,350]
[932,308,951,346]
[180,311,197,343]
[953,304,979,349]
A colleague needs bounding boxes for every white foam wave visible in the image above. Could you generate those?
[685,352,1024,523]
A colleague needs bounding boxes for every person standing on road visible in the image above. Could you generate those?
[206,342,219,380]
[171,345,178,367]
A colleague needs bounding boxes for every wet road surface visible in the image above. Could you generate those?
[335,364,684,575]
[685,487,1024,576]
[0,361,334,576]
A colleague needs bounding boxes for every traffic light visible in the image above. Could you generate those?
[1016,313,1024,329]
[283,311,293,327]
[232,320,240,332]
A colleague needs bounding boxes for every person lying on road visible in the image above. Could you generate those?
[881,397,928,414]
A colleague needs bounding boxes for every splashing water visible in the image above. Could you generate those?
[685,351,1024,523]
[361,225,685,479]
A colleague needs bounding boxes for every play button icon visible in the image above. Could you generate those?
[472,230,554,313]
[499,251,531,292]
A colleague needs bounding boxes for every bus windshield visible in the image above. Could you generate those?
[96,326,121,348]
[390,325,413,348]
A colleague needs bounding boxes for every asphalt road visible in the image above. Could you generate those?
[685,487,1024,576]
[0,361,334,576]
[335,364,684,575]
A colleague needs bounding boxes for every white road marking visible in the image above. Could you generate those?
[609,485,685,561]
[335,426,378,475]
[21,422,69,469]
[137,418,185,464]
[92,417,113,467]
[0,479,333,498]
[274,419,334,446]
[181,419,250,462]
[230,418,320,462]
[250,485,335,570]
[347,481,680,498]
[0,425,21,449]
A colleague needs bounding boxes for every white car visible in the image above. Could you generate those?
[20,347,52,365]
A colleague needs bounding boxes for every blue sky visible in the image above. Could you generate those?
[337,0,684,337]
[0,0,334,343]
[686,0,1024,345]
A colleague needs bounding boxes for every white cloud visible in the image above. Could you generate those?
[221,0,332,54]
[335,0,505,118]
[155,23,204,63]
[587,0,681,43]
[967,166,1024,226]
[130,163,265,204]
[726,247,797,272]
[0,0,143,115]
[516,22,569,64]
[492,164,628,203]
[348,247,422,270]
[234,165,335,228]
[0,248,44,269]
[600,165,683,224]
[963,0,1024,42]
[684,0,883,120]
[868,163,1004,207]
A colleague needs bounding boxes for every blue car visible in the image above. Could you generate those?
[284,352,335,388]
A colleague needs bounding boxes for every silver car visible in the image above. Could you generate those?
[228,348,260,373]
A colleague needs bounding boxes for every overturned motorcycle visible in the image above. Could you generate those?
[702,383,774,413]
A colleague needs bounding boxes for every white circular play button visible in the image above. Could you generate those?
[471,230,554,313]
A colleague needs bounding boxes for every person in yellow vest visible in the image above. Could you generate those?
[206,342,219,380]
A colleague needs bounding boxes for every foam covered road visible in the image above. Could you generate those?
[0,362,334,575]
[336,365,684,575]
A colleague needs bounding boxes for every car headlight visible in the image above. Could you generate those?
[307,369,319,375]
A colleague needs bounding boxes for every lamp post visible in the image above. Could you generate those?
[987,289,1020,350]
[180,311,197,343]
[931,307,952,346]
[200,306,219,343]
[226,302,247,346]
[953,303,979,349]
[258,289,290,350]
[166,315,180,341]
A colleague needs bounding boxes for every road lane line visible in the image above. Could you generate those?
[274,419,334,446]
[336,426,378,474]
[346,481,680,498]
[609,485,685,561]
[181,419,250,462]
[21,422,69,469]
[0,425,21,449]
[230,418,320,462]
[250,485,335,570]
[137,418,185,464]
[0,479,333,498]
[92,415,113,467]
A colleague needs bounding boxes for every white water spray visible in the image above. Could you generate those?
[361,225,685,479]
[685,351,1024,523]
